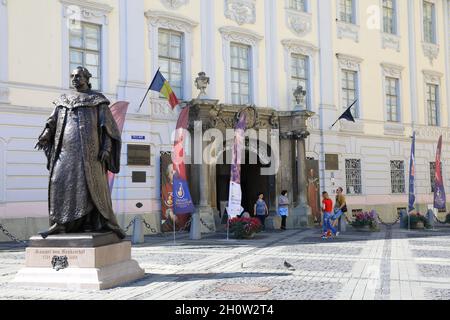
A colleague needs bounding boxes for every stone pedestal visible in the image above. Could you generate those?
[13,233,145,290]
[289,204,310,228]
[198,206,216,234]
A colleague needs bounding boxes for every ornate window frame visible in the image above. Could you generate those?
[421,0,440,63]
[219,26,263,105]
[336,54,363,131]
[281,39,318,111]
[0,0,9,104]
[381,62,405,135]
[60,0,113,92]
[224,0,256,26]
[284,0,312,37]
[145,10,198,101]
[160,0,189,10]
[423,69,443,127]
[336,0,360,43]
[380,0,401,52]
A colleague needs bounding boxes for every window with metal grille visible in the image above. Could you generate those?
[382,0,396,34]
[231,43,251,105]
[291,53,309,109]
[390,160,405,194]
[345,159,362,195]
[340,0,355,23]
[289,0,306,11]
[423,1,436,43]
[426,83,439,126]
[386,77,399,122]
[69,22,101,90]
[342,70,359,118]
[158,29,183,99]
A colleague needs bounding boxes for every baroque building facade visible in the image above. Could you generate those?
[0,0,450,240]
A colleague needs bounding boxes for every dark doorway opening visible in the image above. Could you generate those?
[216,150,273,216]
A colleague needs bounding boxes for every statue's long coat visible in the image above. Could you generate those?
[40,91,122,235]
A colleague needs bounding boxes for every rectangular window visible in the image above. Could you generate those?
[158,29,183,99]
[386,77,399,122]
[289,0,306,11]
[69,23,101,90]
[341,70,359,118]
[340,0,355,23]
[383,0,396,34]
[426,83,439,126]
[390,160,405,194]
[230,43,251,105]
[345,159,362,195]
[291,53,309,109]
[423,1,436,43]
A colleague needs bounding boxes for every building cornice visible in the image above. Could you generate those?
[281,39,318,56]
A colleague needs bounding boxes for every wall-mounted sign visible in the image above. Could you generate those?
[127,144,151,166]
[325,154,339,171]
[131,135,146,140]
[132,171,147,183]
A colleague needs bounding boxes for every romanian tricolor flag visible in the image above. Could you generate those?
[149,69,179,109]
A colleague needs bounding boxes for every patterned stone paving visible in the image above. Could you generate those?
[1,225,450,300]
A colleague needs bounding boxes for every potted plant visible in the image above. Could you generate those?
[229,217,263,239]
[350,210,379,232]
[405,212,431,229]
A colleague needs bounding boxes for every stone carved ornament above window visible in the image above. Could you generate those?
[224,0,256,25]
[423,70,443,85]
[281,39,318,56]
[336,53,363,72]
[160,0,189,10]
[219,26,263,46]
[145,10,198,34]
[285,2,312,37]
[381,62,404,78]
[60,0,113,25]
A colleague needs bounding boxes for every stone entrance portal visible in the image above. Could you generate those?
[187,98,315,233]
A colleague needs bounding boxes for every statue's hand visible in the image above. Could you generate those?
[35,129,51,150]
[99,150,110,163]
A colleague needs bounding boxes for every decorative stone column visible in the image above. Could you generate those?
[279,108,315,228]
[188,81,219,236]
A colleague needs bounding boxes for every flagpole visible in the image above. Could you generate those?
[226,216,229,241]
[137,67,160,113]
[173,216,176,245]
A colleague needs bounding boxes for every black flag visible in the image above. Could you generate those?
[330,100,357,129]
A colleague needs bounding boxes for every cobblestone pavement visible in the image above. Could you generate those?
[1,225,450,300]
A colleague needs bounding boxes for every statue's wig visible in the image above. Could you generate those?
[74,66,93,89]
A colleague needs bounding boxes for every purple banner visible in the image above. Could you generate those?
[434,135,446,210]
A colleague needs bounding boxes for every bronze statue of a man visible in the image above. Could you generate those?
[36,66,126,239]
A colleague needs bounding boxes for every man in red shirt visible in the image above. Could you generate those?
[322,191,337,239]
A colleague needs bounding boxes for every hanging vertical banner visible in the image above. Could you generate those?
[107,101,129,191]
[227,112,247,218]
[434,135,446,210]
[160,151,174,231]
[172,106,195,215]
[408,132,416,213]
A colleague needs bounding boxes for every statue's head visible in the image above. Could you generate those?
[71,66,92,92]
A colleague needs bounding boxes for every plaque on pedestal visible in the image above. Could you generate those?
[13,233,145,290]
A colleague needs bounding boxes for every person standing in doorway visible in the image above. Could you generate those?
[321,191,337,239]
[254,192,269,230]
[278,190,289,230]
[332,187,347,231]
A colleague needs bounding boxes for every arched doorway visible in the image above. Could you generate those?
[215,145,274,216]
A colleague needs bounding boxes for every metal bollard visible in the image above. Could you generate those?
[399,210,406,229]
[426,209,434,229]
[190,212,201,240]
[132,215,145,244]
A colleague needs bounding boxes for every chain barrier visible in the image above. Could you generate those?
[123,218,136,233]
[376,212,401,226]
[177,217,193,233]
[0,223,27,245]
[433,213,449,225]
[199,218,215,232]
[142,219,158,233]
